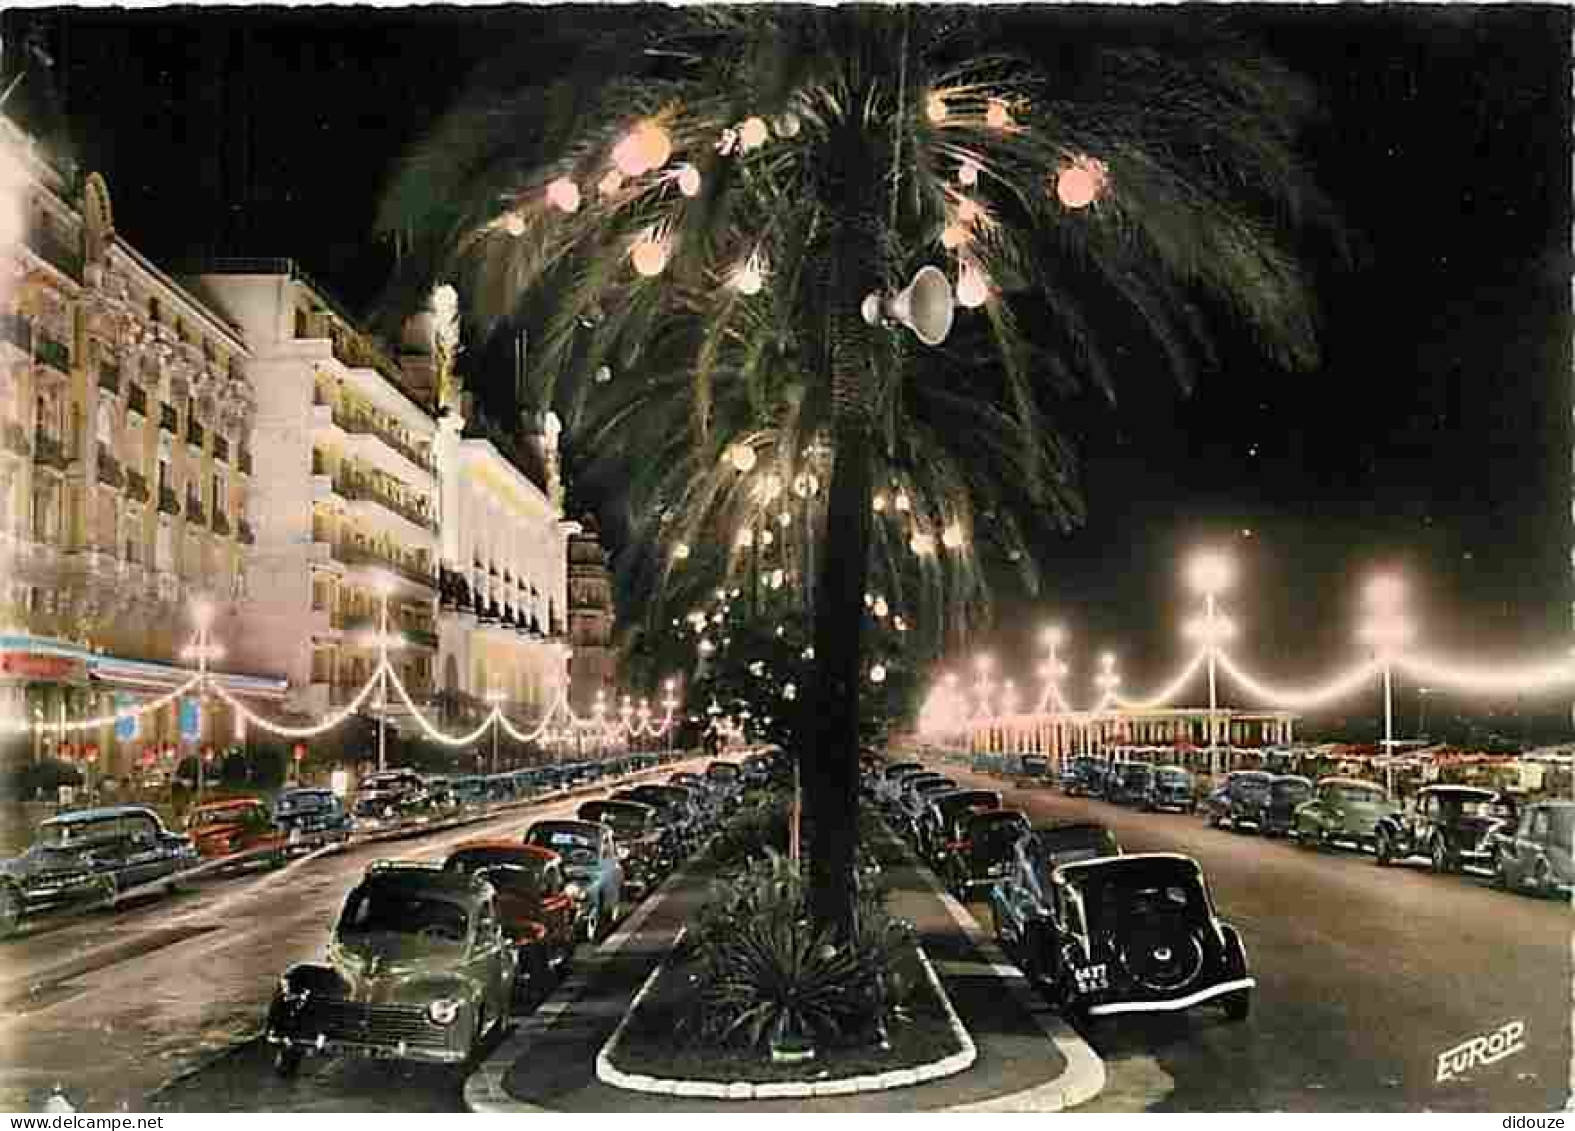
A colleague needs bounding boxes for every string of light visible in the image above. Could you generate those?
[0,673,204,735]
[1111,650,1207,712]
[1212,650,1383,711]
[208,662,390,739]
[1395,653,1575,696]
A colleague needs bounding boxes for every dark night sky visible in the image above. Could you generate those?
[11,4,1571,739]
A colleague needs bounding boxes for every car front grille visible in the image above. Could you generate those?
[293,999,450,1049]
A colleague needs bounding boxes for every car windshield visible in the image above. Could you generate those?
[446,851,547,894]
[1123,766,1153,784]
[337,886,470,947]
[277,793,331,814]
[1232,777,1271,799]
[37,818,125,847]
[1079,872,1205,935]
[1435,793,1496,819]
[1329,784,1386,804]
[581,805,648,835]
[529,828,599,864]
[1548,808,1575,841]
[1272,780,1311,800]
[1156,768,1190,785]
[192,807,255,826]
[707,765,739,781]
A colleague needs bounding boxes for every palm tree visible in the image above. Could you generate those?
[379,6,1336,933]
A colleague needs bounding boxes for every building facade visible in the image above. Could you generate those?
[566,514,618,715]
[0,115,275,777]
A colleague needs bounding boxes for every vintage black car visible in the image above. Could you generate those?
[0,805,199,936]
[991,821,1122,953]
[273,788,353,850]
[265,861,517,1076]
[873,762,927,806]
[1260,775,1314,837]
[895,776,958,841]
[994,851,1251,1022]
[1060,756,1111,799]
[1493,801,1575,896]
[1375,785,1516,873]
[921,788,1003,864]
[1143,765,1197,813]
[1106,763,1155,807]
[351,770,436,831]
[1202,770,1273,832]
[939,808,1031,897]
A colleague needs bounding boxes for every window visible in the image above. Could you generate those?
[158,457,171,494]
[1531,809,1550,839]
[149,297,161,324]
[211,471,226,517]
[294,308,308,339]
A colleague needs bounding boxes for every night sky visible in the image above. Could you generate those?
[10,4,1572,741]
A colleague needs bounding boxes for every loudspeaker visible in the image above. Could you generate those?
[861,265,956,347]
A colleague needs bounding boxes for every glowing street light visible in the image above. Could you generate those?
[181,599,225,803]
[1187,549,1234,774]
[1359,574,1416,794]
[1038,624,1068,712]
[486,688,507,774]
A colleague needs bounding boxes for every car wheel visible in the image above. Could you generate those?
[1294,825,1314,848]
[1492,852,1510,890]
[1375,832,1393,866]
[0,883,21,938]
[1533,858,1553,898]
[1430,837,1454,875]
[1206,812,1221,829]
[582,902,601,944]
[272,1046,304,1079]
[1222,989,1251,1022]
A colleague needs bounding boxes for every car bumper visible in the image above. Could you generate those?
[266,1030,466,1065]
[1086,977,1256,1017]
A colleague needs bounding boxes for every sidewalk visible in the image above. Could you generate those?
[467,826,1103,1112]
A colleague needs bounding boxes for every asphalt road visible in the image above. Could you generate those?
[937,763,1571,1112]
[0,758,708,1114]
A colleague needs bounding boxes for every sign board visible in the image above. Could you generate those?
[0,653,84,682]
[179,699,201,740]
[114,694,138,742]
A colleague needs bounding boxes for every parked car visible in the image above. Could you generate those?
[522,819,624,941]
[273,787,353,849]
[1203,770,1273,832]
[1292,777,1395,852]
[704,762,743,808]
[994,850,1251,1022]
[873,762,926,806]
[1259,775,1314,837]
[1375,785,1516,873]
[896,777,958,840]
[578,799,669,899]
[449,776,491,812]
[1019,754,1051,780]
[1060,756,1111,799]
[443,841,578,989]
[1144,765,1197,813]
[922,789,1003,864]
[185,798,290,866]
[939,808,1031,897]
[1493,801,1575,896]
[0,806,196,936]
[622,784,705,849]
[352,770,435,831]
[265,861,516,1076]
[1106,763,1155,807]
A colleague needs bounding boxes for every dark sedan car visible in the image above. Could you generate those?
[1144,765,1197,813]
[1106,763,1155,807]
[1494,801,1575,896]
[444,841,578,988]
[1376,785,1516,873]
[273,788,353,850]
[1260,775,1314,837]
[940,808,1031,897]
[922,788,1003,864]
[1203,770,1273,832]
[995,851,1252,1022]
[0,805,199,936]
[1060,756,1111,799]
[990,820,1124,962]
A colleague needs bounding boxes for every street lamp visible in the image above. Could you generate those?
[180,599,224,805]
[1187,549,1234,776]
[1358,574,1415,796]
[1095,654,1121,758]
[367,574,403,773]
[973,654,995,720]
[1417,686,1434,739]
[662,679,678,752]
[1038,624,1068,712]
[486,688,507,774]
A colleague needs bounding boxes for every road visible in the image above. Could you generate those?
[936,762,1570,1112]
[0,758,706,1113]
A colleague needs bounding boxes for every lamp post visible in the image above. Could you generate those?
[1417,686,1433,739]
[1096,653,1121,760]
[1187,551,1235,776]
[486,688,507,774]
[620,695,634,753]
[180,600,223,806]
[594,688,608,756]
[1038,625,1067,713]
[1359,575,1414,797]
[662,680,678,753]
[370,577,402,773]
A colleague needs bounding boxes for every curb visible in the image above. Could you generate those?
[908,860,1106,1112]
[465,850,703,1113]
[592,931,977,1100]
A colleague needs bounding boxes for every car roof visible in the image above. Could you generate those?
[1316,776,1385,789]
[191,798,266,811]
[528,819,605,835]
[1420,785,1498,798]
[1271,774,1313,786]
[450,840,558,863]
[967,808,1029,827]
[359,862,489,903]
[1055,851,1200,883]
[279,786,334,796]
[580,799,654,815]
[41,805,161,826]
[1154,764,1191,773]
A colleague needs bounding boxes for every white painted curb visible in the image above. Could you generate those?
[593,931,976,1100]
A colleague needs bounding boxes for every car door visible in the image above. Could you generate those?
[1520,807,1551,884]
[468,898,514,1024]
[537,861,576,950]
[600,830,623,909]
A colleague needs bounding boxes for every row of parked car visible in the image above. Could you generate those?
[1058,754,1574,898]
[264,750,783,1076]
[0,753,688,940]
[865,757,1256,1024]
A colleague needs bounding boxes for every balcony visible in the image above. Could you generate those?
[211,511,231,536]
[333,543,435,591]
[213,435,229,463]
[332,407,433,475]
[97,362,121,395]
[95,447,123,488]
[159,403,178,433]
[185,496,206,526]
[238,448,253,476]
[28,226,83,280]
[405,626,439,650]
[32,431,67,471]
[2,420,29,457]
[335,473,437,534]
[128,385,148,418]
[186,419,205,451]
[125,468,149,503]
[35,335,70,374]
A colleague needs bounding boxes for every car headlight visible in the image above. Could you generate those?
[277,975,309,1003]
[564,882,585,902]
[428,998,462,1026]
[616,845,630,860]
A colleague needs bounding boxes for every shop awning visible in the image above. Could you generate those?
[0,634,288,701]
